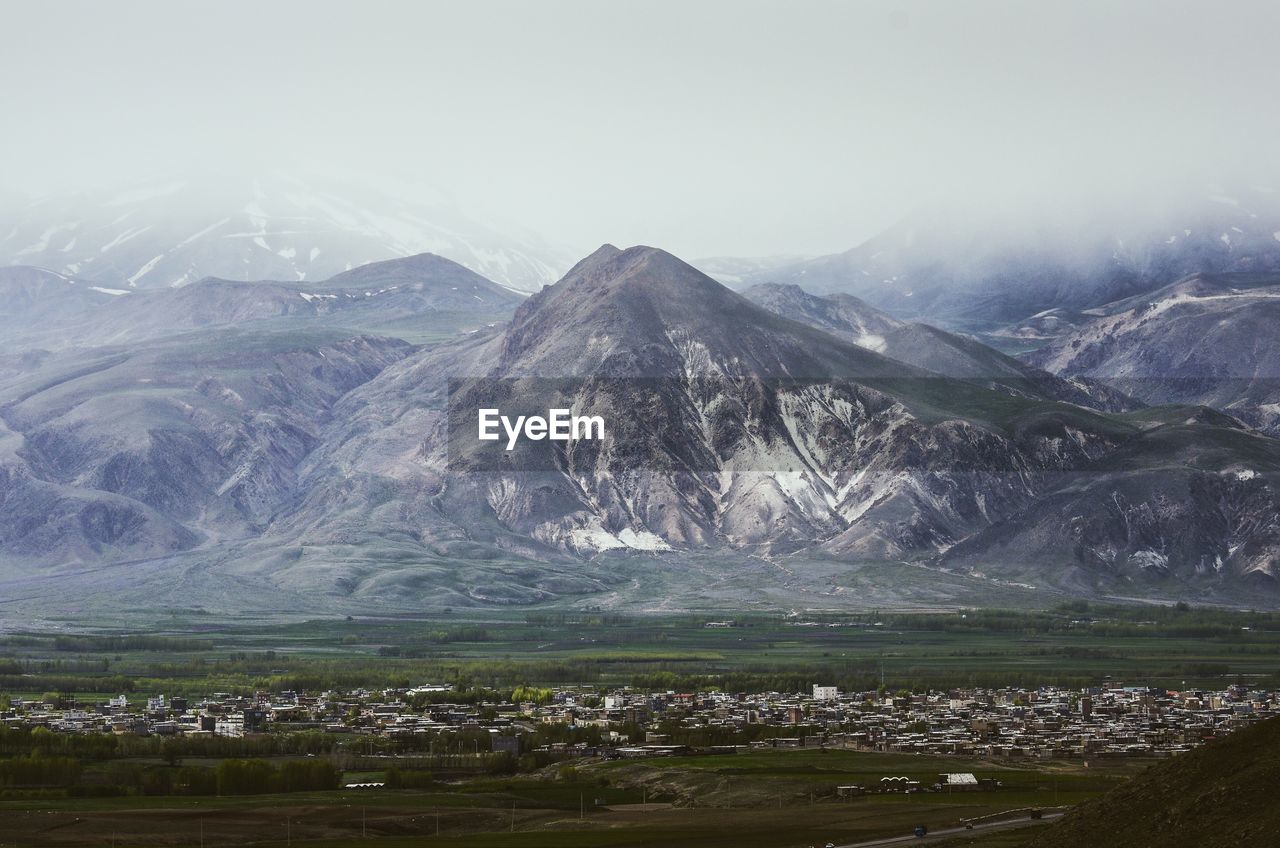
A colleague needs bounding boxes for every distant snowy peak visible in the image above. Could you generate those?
[0,175,573,293]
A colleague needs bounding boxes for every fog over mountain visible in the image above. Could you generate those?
[4,1,1279,259]
[743,184,1280,334]
[0,173,571,294]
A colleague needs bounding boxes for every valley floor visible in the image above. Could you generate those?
[0,749,1127,848]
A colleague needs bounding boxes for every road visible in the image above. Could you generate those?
[829,811,1065,848]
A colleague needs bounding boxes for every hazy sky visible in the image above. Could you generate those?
[3,0,1278,258]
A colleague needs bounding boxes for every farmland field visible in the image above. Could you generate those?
[4,603,1278,700]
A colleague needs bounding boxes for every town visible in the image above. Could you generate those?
[6,679,1272,765]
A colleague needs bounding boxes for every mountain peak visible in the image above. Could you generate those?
[320,251,521,302]
[507,244,744,338]
[326,251,459,281]
[492,244,911,379]
[557,244,694,286]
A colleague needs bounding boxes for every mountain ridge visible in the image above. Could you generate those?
[2,243,1279,612]
[0,252,524,351]
[741,282,1138,411]
[1022,271,1280,434]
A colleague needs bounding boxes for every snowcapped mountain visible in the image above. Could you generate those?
[941,408,1280,588]
[745,184,1280,331]
[0,173,574,293]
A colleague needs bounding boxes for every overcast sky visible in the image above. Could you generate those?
[3,0,1278,258]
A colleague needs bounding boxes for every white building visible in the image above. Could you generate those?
[215,715,245,738]
[813,685,838,702]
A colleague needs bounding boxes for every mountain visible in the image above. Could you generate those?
[745,185,1280,332]
[0,253,525,351]
[1023,272,1280,434]
[321,252,522,305]
[283,246,1277,597]
[0,173,573,293]
[282,243,970,563]
[0,330,411,567]
[741,283,1136,411]
[1029,715,1280,848]
[2,244,1278,612]
[941,407,1280,590]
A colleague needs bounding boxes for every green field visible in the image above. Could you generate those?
[4,602,1278,701]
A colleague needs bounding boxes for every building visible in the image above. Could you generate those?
[492,735,521,756]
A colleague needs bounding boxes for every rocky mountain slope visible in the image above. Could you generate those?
[942,406,1280,590]
[0,173,572,293]
[1022,271,1280,434]
[741,283,1136,411]
[0,330,410,566]
[739,284,904,351]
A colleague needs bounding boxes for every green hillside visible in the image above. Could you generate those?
[1029,716,1280,848]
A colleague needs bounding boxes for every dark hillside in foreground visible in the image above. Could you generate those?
[1028,715,1280,848]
